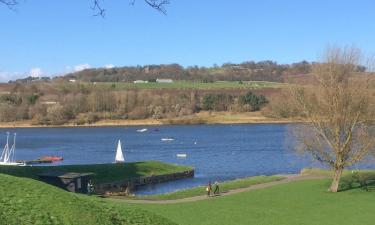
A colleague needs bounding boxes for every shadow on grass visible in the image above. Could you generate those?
[339,172,375,192]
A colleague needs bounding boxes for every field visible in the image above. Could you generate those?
[0,161,191,183]
[0,173,175,225]
[125,178,375,225]
[97,81,284,90]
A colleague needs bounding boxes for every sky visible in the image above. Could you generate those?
[0,0,375,82]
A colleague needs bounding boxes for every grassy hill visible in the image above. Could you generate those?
[0,173,176,225]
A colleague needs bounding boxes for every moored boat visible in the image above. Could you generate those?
[40,156,63,161]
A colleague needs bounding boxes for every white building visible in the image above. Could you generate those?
[156,79,173,83]
[69,79,76,83]
[133,80,148,84]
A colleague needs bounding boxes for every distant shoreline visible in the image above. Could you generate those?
[0,112,301,128]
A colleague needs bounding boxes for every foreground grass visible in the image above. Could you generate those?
[126,175,283,200]
[124,178,375,225]
[0,173,175,225]
[0,161,192,184]
[302,168,375,191]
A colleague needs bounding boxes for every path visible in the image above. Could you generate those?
[118,174,329,204]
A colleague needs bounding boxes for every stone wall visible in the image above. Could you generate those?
[95,169,194,195]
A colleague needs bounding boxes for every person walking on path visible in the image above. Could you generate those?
[213,181,220,195]
[206,181,212,197]
[87,180,94,195]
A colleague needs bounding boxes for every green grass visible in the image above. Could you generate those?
[98,81,284,90]
[123,178,375,225]
[126,175,283,200]
[302,168,375,191]
[0,173,176,225]
[0,161,192,184]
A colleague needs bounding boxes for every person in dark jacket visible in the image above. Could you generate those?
[213,181,220,195]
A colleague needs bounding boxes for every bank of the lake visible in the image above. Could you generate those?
[0,161,192,185]
[0,112,300,128]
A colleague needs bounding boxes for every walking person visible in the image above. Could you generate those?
[87,180,94,195]
[213,181,220,195]
[206,181,212,197]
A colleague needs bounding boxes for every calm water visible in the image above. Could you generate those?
[2,124,369,195]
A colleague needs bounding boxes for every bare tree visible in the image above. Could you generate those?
[0,0,170,16]
[291,46,375,192]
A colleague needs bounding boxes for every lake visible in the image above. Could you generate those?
[1,124,369,195]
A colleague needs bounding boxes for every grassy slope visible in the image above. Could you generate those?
[127,175,283,200]
[127,178,375,225]
[0,173,176,225]
[0,161,192,184]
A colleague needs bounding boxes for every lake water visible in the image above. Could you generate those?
[2,124,372,195]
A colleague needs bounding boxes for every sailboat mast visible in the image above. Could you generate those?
[11,133,16,162]
[4,132,9,163]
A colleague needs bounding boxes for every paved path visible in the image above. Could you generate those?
[118,174,329,204]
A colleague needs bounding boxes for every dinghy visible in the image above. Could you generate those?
[0,132,25,166]
[161,137,174,141]
[176,153,187,158]
[136,128,148,133]
[115,140,125,163]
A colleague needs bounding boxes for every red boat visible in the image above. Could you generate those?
[40,156,63,161]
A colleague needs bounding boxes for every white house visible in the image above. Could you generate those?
[133,80,148,84]
[156,79,173,83]
[69,79,76,83]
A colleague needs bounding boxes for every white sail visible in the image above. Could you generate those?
[0,132,24,166]
[115,140,125,163]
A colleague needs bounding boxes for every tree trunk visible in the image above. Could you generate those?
[330,167,343,192]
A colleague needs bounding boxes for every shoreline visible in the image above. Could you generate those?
[0,112,301,128]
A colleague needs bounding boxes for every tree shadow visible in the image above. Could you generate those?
[339,172,375,192]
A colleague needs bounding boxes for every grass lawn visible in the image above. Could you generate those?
[98,81,284,90]
[0,161,192,184]
[0,173,175,225]
[124,178,375,225]
[125,175,283,200]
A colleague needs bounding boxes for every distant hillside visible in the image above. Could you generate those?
[59,60,314,83]
[0,173,176,225]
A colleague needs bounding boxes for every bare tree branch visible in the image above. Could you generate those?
[91,0,106,17]
[93,0,169,17]
[0,0,17,9]
[0,1,170,17]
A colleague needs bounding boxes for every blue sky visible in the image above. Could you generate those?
[0,0,374,81]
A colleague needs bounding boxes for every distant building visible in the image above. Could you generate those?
[156,79,173,83]
[133,80,148,84]
[69,79,76,83]
[38,171,94,193]
[41,101,58,105]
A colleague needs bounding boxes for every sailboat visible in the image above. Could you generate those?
[0,132,24,166]
[115,140,125,163]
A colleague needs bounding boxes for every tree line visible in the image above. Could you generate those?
[61,60,314,83]
[0,82,268,125]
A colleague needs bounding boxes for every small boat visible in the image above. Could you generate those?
[161,137,174,141]
[0,132,25,166]
[136,128,148,133]
[40,156,63,161]
[19,159,53,165]
[115,140,125,163]
[176,153,187,158]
